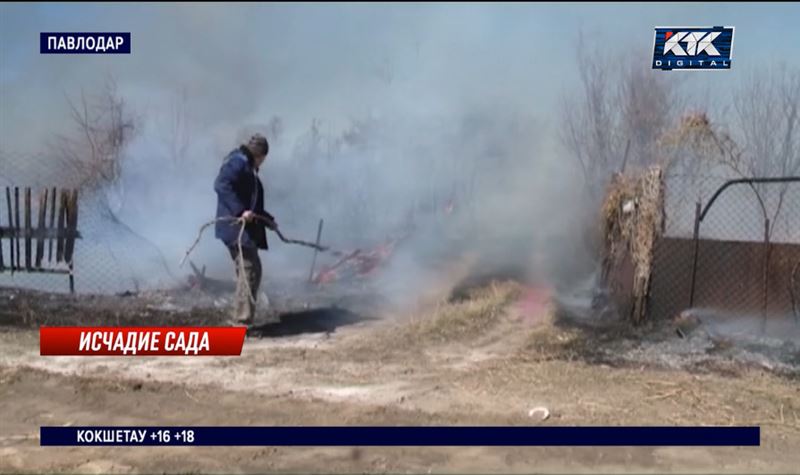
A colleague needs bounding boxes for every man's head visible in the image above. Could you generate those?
[245,133,269,167]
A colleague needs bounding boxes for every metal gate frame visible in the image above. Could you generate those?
[687,176,800,321]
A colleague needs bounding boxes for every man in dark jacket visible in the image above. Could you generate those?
[214,133,277,325]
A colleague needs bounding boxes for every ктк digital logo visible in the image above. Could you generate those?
[652,26,734,71]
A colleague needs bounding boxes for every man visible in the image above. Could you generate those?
[214,133,278,325]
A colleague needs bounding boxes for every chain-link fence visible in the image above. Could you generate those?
[0,156,176,294]
[648,174,800,323]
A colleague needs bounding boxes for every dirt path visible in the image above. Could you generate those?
[1,283,800,473]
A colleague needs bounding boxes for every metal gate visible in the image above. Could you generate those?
[687,177,800,323]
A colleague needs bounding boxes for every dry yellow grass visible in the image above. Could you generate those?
[340,280,523,360]
[401,280,523,343]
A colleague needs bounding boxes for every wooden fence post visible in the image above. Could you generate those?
[48,187,56,262]
[35,189,47,268]
[56,190,67,263]
[24,188,32,270]
[14,187,20,269]
[4,188,13,273]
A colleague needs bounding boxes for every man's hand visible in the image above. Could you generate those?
[241,210,256,222]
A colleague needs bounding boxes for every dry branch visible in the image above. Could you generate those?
[181,216,331,305]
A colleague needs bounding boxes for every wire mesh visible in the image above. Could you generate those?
[0,155,175,294]
[649,174,800,322]
[693,178,800,319]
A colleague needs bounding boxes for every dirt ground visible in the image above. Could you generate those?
[1,280,800,474]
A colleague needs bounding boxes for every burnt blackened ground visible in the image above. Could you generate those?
[249,307,374,338]
[3,273,800,378]
[549,290,800,379]
[0,275,382,338]
[0,286,231,327]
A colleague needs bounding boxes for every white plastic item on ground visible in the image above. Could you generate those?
[528,406,550,420]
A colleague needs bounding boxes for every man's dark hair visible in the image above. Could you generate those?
[245,133,269,157]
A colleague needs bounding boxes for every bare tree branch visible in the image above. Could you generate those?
[52,77,136,192]
[560,33,681,202]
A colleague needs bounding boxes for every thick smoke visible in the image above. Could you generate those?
[1,4,598,300]
[115,92,590,301]
[2,3,799,330]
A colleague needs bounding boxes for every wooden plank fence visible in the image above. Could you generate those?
[0,186,81,292]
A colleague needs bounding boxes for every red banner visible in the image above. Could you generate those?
[40,327,247,356]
